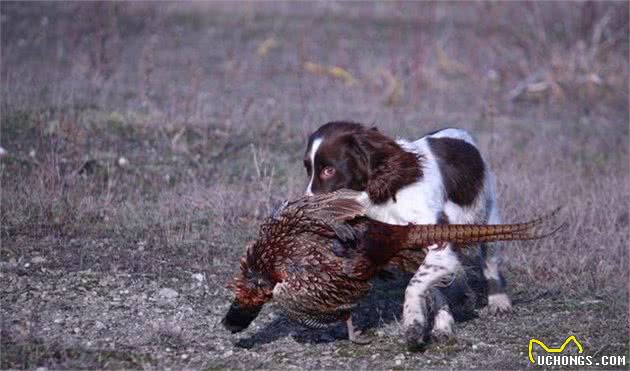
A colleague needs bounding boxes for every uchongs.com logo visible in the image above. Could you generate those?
[528,335,627,367]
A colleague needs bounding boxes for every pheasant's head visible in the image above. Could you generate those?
[222,241,275,333]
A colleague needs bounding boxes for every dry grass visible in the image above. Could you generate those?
[1,2,628,369]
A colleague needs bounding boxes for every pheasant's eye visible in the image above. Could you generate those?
[320,166,335,180]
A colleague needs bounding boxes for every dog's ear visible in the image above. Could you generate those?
[353,129,422,205]
[343,133,370,169]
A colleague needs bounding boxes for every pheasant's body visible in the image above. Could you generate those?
[232,194,372,328]
[223,190,559,335]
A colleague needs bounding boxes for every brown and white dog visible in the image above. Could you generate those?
[303,121,510,349]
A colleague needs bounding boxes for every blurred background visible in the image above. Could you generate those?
[1,2,628,369]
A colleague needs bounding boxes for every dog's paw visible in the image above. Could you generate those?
[482,293,512,317]
[404,321,430,352]
[430,309,454,342]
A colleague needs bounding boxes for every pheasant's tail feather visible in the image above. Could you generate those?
[408,208,565,246]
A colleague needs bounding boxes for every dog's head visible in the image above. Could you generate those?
[303,121,422,204]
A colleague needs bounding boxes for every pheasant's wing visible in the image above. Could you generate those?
[273,281,353,328]
[338,249,427,280]
[304,189,367,222]
[272,273,371,329]
[278,190,366,242]
[386,250,428,273]
[306,190,367,242]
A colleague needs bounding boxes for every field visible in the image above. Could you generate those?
[1,2,628,369]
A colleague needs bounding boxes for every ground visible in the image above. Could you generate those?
[1,3,629,370]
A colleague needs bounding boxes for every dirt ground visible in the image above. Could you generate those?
[1,3,629,370]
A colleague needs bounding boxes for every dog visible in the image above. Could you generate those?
[303,121,511,349]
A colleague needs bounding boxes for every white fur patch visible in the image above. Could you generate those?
[432,308,455,337]
[428,128,477,145]
[402,247,461,330]
[402,282,426,329]
[304,137,322,196]
[483,257,501,281]
[483,179,505,283]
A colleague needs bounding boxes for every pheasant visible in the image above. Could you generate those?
[222,190,561,343]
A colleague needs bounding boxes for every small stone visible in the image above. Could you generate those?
[472,344,479,350]
[29,149,36,158]
[73,327,81,334]
[192,273,204,282]
[136,240,146,250]
[223,350,233,357]
[95,321,106,330]
[32,256,47,264]
[487,69,499,82]
[0,147,8,157]
[24,263,30,268]
[159,288,178,299]
[117,157,129,167]
[181,354,189,360]
[395,359,402,366]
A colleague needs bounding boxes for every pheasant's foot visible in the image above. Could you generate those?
[347,317,371,345]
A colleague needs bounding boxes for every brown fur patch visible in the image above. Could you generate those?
[427,137,485,206]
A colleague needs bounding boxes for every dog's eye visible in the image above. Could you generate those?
[320,166,336,180]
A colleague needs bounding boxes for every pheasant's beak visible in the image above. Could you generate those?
[221,302,262,333]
